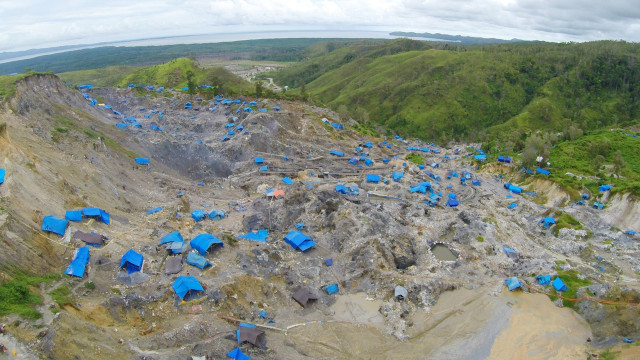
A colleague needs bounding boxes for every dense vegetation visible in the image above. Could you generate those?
[274,39,640,146]
[0,38,356,75]
[0,272,59,319]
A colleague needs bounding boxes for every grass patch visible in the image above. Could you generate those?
[0,272,60,319]
[548,269,592,308]
[599,347,620,360]
[222,233,238,247]
[84,281,95,290]
[405,153,424,165]
[483,217,497,225]
[49,284,73,308]
[553,211,583,236]
[110,288,121,295]
[476,236,484,242]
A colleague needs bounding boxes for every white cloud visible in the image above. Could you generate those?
[0,0,638,52]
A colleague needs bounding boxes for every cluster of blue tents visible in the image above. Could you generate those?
[191,209,226,222]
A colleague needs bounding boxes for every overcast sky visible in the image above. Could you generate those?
[1,0,639,53]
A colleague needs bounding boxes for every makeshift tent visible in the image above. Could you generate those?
[447,199,459,207]
[536,275,551,285]
[472,179,481,186]
[0,168,4,184]
[238,229,268,242]
[335,184,348,194]
[284,231,316,251]
[600,184,612,192]
[65,210,82,221]
[147,206,162,215]
[164,256,183,274]
[326,284,339,294]
[238,327,265,347]
[508,184,522,194]
[259,165,268,171]
[282,177,293,185]
[254,157,263,164]
[508,202,517,209]
[159,232,183,245]
[208,209,226,220]
[552,277,568,292]
[82,207,110,224]
[505,277,522,291]
[73,230,105,247]
[227,347,250,360]
[64,246,90,277]
[540,217,556,228]
[186,251,212,269]
[536,168,550,175]
[394,285,408,300]
[120,249,143,273]
[330,150,345,157]
[135,158,150,165]
[292,287,318,307]
[172,276,204,300]
[190,234,223,255]
[41,215,67,236]
[191,209,205,222]
[266,189,284,199]
[393,172,404,182]
[366,174,380,183]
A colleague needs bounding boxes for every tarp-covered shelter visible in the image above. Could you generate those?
[393,172,404,182]
[536,168,550,175]
[227,347,250,360]
[135,158,150,165]
[82,207,110,224]
[42,215,67,236]
[159,232,183,245]
[0,168,5,184]
[172,276,204,300]
[508,184,522,194]
[536,275,551,285]
[73,230,105,247]
[208,209,226,220]
[186,251,212,269]
[64,246,90,277]
[447,199,459,207]
[330,150,345,157]
[540,217,556,228]
[191,209,205,222]
[394,285,408,300]
[600,184,612,192]
[335,184,348,194]
[506,277,522,291]
[65,210,82,221]
[191,233,223,255]
[120,249,143,273]
[552,277,568,292]
[366,174,380,183]
[326,284,339,294]
[164,256,183,274]
[282,177,293,185]
[292,287,318,307]
[284,231,316,251]
[238,327,266,347]
[238,229,268,242]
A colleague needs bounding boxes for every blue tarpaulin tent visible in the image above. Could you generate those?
[335,184,348,194]
[64,246,90,278]
[120,249,143,273]
[208,209,226,220]
[82,208,109,224]
[191,209,205,222]
[472,179,481,186]
[552,277,568,292]
[191,234,223,255]
[540,217,556,228]
[506,277,522,291]
[159,232,183,245]
[536,275,551,285]
[282,177,293,185]
[284,231,316,251]
[147,206,162,215]
[447,199,459,207]
[135,158,150,165]
[508,185,522,194]
[536,168,550,175]
[254,157,263,164]
[186,251,212,269]
[42,215,67,236]
[326,284,339,294]
[600,185,612,192]
[172,276,204,300]
[393,172,404,182]
[330,150,344,157]
[366,174,380,183]
[65,210,82,221]
[227,347,250,360]
[0,168,4,184]
[238,229,268,242]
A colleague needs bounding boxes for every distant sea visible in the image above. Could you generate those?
[1,30,407,64]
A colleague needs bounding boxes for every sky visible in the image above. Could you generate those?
[1,0,639,53]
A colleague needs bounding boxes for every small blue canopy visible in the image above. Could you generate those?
[599,184,612,192]
[65,210,82,221]
[238,229,268,242]
[508,185,522,194]
[42,215,67,236]
[82,207,101,217]
[448,193,457,199]
[135,158,150,165]
[552,277,568,292]
[282,177,293,185]
[172,276,204,300]
[393,172,404,182]
[208,209,226,220]
[365,158,374,166]
[64,246,90,277]
[472,179,481,186]
[536,168,550,175]
[191,233,223,255]
[0,168,4,184]
[227,347,250,360]
[186,251,212,269]
[191,209,205,222]
[366,174,380,183]
[335,184,348,194]
[254,157,263,164]
[147,206,162,215]
[540,217,556,228]
[284,230,316,251]
[120,249,143,273]
[159,232,183,245]
[506,277,522,291]
[326,284,339,294]
[536,275,551,285]
[364,142,373,148]
[447,199,459,207]
[330,150,345,157]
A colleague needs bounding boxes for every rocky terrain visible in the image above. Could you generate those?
[0,74,638,359]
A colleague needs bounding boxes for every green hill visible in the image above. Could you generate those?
[274,39,640,146]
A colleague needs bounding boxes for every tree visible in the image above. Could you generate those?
[613,151,626,177]
[521,146,537,169]
[186,70,196,95]
[255,81,264,98]
[593,154,605,173]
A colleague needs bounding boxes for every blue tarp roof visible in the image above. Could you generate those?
[540,217,556,228]
[172,276,204,300]
[326,283,339,294]
[508,184,522,194]
[330,150,344,157]
[147,206,162,215]
[284,230,316,251]
[447,199,459,207]
[191,209,205,222]
[238,229,269,242]
[366,174,380,183]
[42,215,67,236]
[208,209,226,220]
[600,184,612,192]
[552,277,568,292]
[335,184,347,194]
[186,251,212,269]
[165,242,186,254]
[65,210,82,221]
[0,168,4,184]
[506,277,522,291]
[536,168,550,175]
[135,158,149,165]
[120,249,143,273]
[191,234,223,255]
[227,347,250,360]
[64,246,90,277]
[536,275,551,285]
[82,208,109,224]
[282,177,293,185]
[393,172,404,182]
[254,157,263,164]
[159,232,183,245]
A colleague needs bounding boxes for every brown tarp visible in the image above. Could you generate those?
[73,230,105,245]
[238,327,265,347]
[164,256,183,274]
[292,287,318,307]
